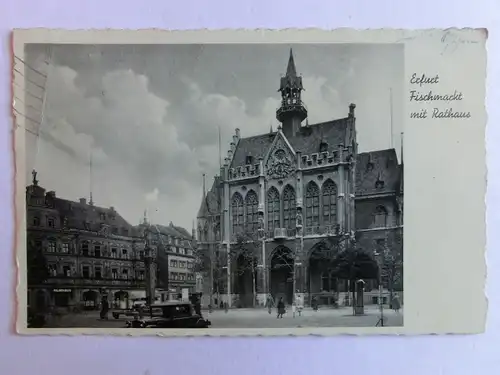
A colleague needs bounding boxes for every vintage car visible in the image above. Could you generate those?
[125,302,211,328]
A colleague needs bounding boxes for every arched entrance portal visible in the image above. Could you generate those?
[308,241,338,306]
[235,254,256,308]
[270,246,294,305]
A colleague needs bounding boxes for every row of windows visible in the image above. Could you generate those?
[168,247,192,256]
[231,183,392,234]
[231,180,338,233]
[170,260,193,269]
[152,236,191,247]
[39,239,143,259]
[47,264,145,280]
[32,216,55,228]
[170,272,195,281]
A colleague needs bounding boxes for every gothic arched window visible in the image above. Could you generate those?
[305,182,320,227]
[322,179,337,226]
[374,205,388,228]
[231,193,244,235]
[267,187,280,231]
[245,190,259,232]
[283,185,296,229]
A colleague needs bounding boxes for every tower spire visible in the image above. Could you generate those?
[286,48,297,77]
[277,49,308,138]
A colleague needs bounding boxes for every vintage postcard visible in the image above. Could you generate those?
[12,28,487,336]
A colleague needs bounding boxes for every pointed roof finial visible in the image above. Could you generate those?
[202,173,206,196]
[31,169,38,186]
[286,48,297,77]
[269,123,273,133]
[143,209,148,225]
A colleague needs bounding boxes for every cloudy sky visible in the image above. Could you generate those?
[21,43,403,230]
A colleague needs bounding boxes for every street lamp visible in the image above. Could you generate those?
[257,217,267,304]
[373,250,384,327]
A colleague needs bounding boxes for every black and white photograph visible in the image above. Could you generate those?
[19,41,404,330]
[13,29,487,335]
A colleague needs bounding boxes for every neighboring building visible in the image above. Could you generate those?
[147,222,197,300]
[197,49,403,308]
[26,172,147,311]
[26,172,198,311]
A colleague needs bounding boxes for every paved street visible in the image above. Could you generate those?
[44,305,403,328]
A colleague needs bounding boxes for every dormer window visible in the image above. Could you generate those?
[319,141,328,153]
[100,212,106,220]
[245,155,254,165]
[375,180,385,189]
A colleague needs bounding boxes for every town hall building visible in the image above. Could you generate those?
[196,50,403,308]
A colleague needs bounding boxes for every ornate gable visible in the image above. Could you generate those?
[264,130,296,180]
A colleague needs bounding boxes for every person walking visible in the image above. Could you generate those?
[266,294,274,314]
[392,293,401,313]
[276,297,286,319]
[99,296,109,320]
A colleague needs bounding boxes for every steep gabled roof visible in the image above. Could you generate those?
[355,149,401,196]
[230,118,351,169]
[53,197,139,236]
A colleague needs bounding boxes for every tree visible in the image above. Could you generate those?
[27,240,49,286]
[330,235,379,313]
[378,231,403,307]
[232,232,259,307]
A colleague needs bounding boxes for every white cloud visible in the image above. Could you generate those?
[145,188,159,202]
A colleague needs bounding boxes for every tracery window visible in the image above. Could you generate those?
[231,193,244,235]
[267,187,280,231]
[305,182,320,227]
[245,190,259,232]
[283,185,296,229]
[322,179,337,225]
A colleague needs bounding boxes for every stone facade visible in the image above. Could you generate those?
[26,174,196,311]
[196,50,403,308]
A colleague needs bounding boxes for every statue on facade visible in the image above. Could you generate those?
[295,212,303,229]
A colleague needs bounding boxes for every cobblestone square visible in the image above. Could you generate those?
[44,305,403,329]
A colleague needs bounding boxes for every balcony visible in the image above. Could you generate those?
[273,228,288,239]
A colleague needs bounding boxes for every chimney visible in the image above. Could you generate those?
[235,128,241,139]
[79,198,87,205]
[349,103,356,118]
[110,206,115,212]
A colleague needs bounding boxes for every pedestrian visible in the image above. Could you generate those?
[392,293,401,313]
[266,294,274,314]
[311,296,318,311]
[194,298,202,317]
[99,296,109,320]
[276,297,285,319]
